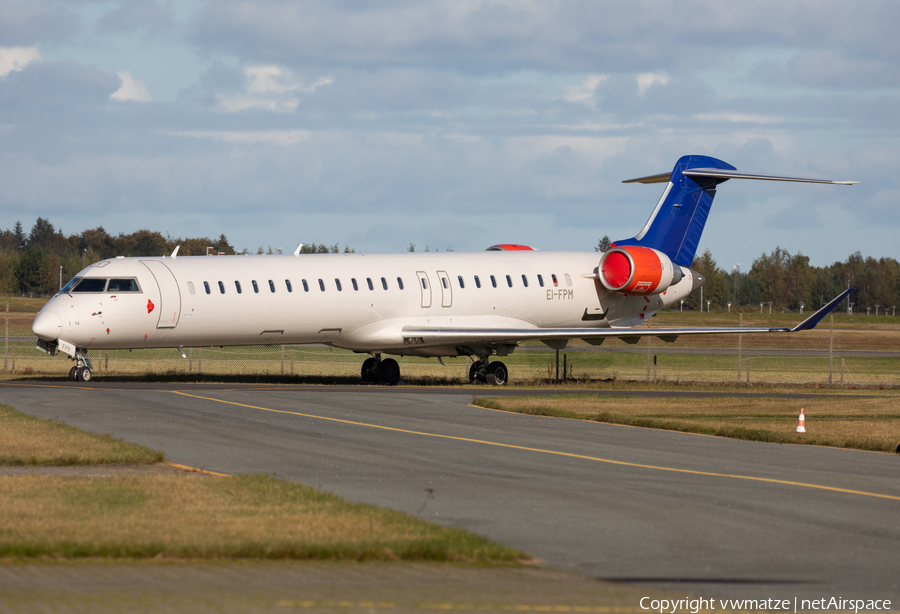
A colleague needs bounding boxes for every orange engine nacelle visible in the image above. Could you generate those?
[598,246,683,295]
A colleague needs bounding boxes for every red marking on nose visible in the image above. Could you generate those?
[147,299,155,313]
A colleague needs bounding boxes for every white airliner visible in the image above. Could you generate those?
[32,155,855,384]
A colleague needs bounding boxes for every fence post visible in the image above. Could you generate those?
[11,345,14,373]
[563,353,567,382]
[198,348,202,374]
[4,302,8,373]
[737,313,742,382]
[646,335,651,382]
[746,358,750,384]
[281,345,285,375]
[291,349,294,375]
[189,347,193,373]
[653,355,657,384]
[555,349,559,382]
[840,357,844,385]
[829,314,833,385]
[105,350,109,372]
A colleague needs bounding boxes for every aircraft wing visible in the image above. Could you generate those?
[401,289,852,347]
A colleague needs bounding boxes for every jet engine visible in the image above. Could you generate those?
[598,246,684,295]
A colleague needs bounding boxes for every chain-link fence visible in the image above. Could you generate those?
[3,311,898,386]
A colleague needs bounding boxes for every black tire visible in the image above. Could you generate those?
[68,366,78,381]
[378,358,401,385]
[76,367,92,382]
[469,361,484,384]
[361,357,378,383]
[486,361,508,386]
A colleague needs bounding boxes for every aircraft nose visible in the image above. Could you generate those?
[32,310,62,341]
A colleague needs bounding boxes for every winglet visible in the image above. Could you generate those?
[791,289,853,331]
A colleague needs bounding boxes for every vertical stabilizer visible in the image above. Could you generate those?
[614,155,735,267]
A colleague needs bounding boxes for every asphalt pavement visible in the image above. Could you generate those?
[1,381,897,602]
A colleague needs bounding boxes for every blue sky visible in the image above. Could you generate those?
[1,0,898,269]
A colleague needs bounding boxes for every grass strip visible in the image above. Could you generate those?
[0,404,163,465]
[0,473,524,562]
[473,394,900,453]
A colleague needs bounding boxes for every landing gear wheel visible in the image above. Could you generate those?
[486,361,508,386]
[76,367,92,382]
[360,357,378,383]
[68,366,78,381]
[378,358,401,386]
[469,361,485,384]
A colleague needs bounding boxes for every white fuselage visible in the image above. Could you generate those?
[34,250,699,357]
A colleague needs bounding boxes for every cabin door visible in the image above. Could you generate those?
[416,271,432,308]
[140,260,182,328]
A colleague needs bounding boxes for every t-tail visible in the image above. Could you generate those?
[612,155,858,268]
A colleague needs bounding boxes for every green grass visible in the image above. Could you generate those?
[0,404,163,465]
[472,394,900,452]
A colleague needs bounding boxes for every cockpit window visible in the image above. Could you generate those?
[107,278,140,292]
[71,278,108,293]
[59,277,81,294]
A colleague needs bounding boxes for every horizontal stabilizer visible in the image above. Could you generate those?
[623,168,858,185]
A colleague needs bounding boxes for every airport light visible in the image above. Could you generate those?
[206,246,214,256]
[866,307,871,316]
[799,302,805,314]
[759,302,764,313]
[892,306,896,316]
[768,301,773,314]
[706,300,711,312]
[680,300,684,312]
[727,302,732,313]
[875,305,880,316]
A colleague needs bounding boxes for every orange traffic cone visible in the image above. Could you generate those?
[796,409,807,433]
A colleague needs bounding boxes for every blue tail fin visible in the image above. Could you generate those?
[614,155,735,267]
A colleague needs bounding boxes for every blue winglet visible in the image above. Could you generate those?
[791,289,854,332]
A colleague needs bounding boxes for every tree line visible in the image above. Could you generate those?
[0,218,356,296]
[1,218,895,312]
[597,235,898,314]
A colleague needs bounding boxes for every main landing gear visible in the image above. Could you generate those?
[360,354,401,386]
[469,358,508,386]
[68,349,94,382]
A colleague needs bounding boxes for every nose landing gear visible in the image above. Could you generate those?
[68,350,94,382]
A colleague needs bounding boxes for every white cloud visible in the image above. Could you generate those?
[110,70,153,102]
[165,129,312,146]
[636,72,670,95]
[561,74,606,107]
[0,46,42,77]
[217,64,332,113]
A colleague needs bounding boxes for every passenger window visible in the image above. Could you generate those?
[421,278,428,289]
[318,279,325,291]
[335,279,342,291]
[204,281,211,294]
[72,278,107,293]
[218,281,225,294]
[474,275,481,288]
[505,275,512,288]
[522,275,528,288]
[108,279,139,292]
[537,274,544,287]
[565,274,572,287]
[442,277,449,289]
[397,277,404,290]
[268,280,275,293]
[458,275,465,289]
[302,279,309,292]
[367,278,374,291]
[187,281,195,295]
[552,274,559,287]
[286,280,293,292]
[490,275,497,288]
[381,277,388,290]
[252,280,259,293]
[235,281,242,294]
[352,278,358,291]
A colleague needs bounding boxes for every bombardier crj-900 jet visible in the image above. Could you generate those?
[33,155,856,384]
